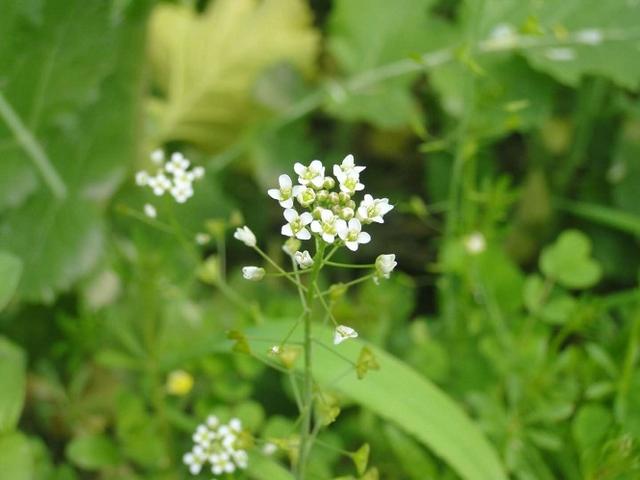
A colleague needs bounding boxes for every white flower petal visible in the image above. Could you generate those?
[358,231,371,244]
[280,198,294,209]
[279,174,292,188]
[267,188,281,200]
[281,224,293,237]
[335,219,348,238]
[294,163,305,175]
[296,228,311,240]
[299,212,313,225]
[283,208,297,223]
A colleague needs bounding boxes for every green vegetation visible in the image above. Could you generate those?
[1,0,640,479]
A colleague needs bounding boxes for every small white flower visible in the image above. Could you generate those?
[268,174,302,209]
[333,154,365,182]
[143,203,157,219]
[334,324,358,345]
[375,254,397,283]
[234,226,257,247]
[336,218,371,251]
[576,28,603,45]
[165,152,190,174]
[148,173,172,196]
[310,209,340,244]
[193,425,211,445]
[294,160,325,189]
[545,47,575,62]
[206,415,220,429]
[464,232,486,255]
[282,237,301,257]
[195,232,211,245]
[232,450,249,469]
[135,171,150,186]
[192,165,205,179]
[262,442,278,456]
[183,451,205,475]
[281,209,313,240]
[294,250,314,269]
[229,418,242,432]
[150,149,165,164]
[295,186,316,208]
[242,266,265,281]
[338,171,365,194]
[357,194,394,224]
[170,183,194,203]
[269,345,281,355]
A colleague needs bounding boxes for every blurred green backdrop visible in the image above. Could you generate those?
[1,0,640,479]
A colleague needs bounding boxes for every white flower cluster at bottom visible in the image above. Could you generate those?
[183,416,248,476]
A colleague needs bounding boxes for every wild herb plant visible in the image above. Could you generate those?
[230,155,395,477]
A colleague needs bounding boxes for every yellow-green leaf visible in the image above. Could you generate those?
[148,0,319,151]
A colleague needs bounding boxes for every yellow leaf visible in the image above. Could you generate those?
[148,0,319,151]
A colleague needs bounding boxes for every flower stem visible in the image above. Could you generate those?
[296,240,325,479]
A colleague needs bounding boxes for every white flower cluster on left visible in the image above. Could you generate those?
[183,415,248,476]
[136,149,205,203]
[268,154,393,251]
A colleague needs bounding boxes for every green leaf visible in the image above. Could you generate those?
[540,230,602,289]
[245,322,507,480]
[0,432,33,480]
[0,337,26,433]
[0,0,153,302]
[0,251,22,311]
[431,55,556,138]
[66,434,122,470]
[572,404,612,450]
[383,425,438,480]
[481,0,640,88]
[148,0,319,152]
[246,452,294,480]
[327,0,453,128]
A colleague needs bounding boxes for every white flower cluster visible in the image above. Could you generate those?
[183,416,248,476]
[268,155,393,251]
[136,150,205,203]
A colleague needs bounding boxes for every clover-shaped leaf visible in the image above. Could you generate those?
[540,230,602,289]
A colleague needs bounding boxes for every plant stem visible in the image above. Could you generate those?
[323,260,374,269]
[296,240,325,479]
[0,91,67,199]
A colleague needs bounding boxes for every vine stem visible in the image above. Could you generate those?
[296,239,325,479]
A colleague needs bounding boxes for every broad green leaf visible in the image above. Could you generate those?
[247,452,294,480]
[572,404,612,450]
[0,432,33,480]
[0,337,26,433]
[430,55,556,138]
[245,322,507,480]
[383,425,438,480]
[0,251,22,311]
[0,195,102,303]
[66,434,122,470]
[0,0,153,302]
[480,0,640,88]
[327,0,454,128]
[540,230,602,289]
[147,0,319,152]
[612,112,640,218]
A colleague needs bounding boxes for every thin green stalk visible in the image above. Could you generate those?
[323,260,374,269]
[616,308,640,419]
[319,273,374,296]
[0,91,67,199]
[296,240,325,480]
[253,245,307,291]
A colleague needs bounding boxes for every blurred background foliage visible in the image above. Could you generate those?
[1,0,640,478]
